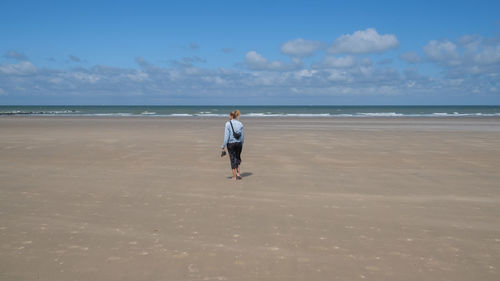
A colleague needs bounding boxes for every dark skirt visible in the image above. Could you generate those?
[227,142,243,169]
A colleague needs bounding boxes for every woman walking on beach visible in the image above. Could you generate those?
[221,110,244,180]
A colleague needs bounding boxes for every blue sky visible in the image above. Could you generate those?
[1,0,499,105]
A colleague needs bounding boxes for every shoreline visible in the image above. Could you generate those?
[2,115,500,119]
[2,105,500,119]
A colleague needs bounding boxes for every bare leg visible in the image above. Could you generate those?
[232,169,237,180]
[236,166,242,179]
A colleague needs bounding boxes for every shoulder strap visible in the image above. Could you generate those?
[229,120,236,134]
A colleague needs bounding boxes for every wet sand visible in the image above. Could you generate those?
[1,117,499,281]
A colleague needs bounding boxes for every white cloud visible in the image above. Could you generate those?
[327,69,351,82]
[72,72,101,84]
[295,69,317,78]
[423,40,459,64]
[202,76,228,86]
[473,45,500,65]
[0,61,37,75]
[184,66,203,75]
[244,71,281,86]
[49,77,63,84]
[244,51,299,71]
[456,35,482,49]
[421,35,500,76]
[170,56,207,67]
[328,28,399,54]
[314,56,356,68]
[281,38,322,57]
[445,79,464,87]
[126,71,149,82]
[399,51,422,64]
[245,51,269,69]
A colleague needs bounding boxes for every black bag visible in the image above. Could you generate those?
[229,121,241,139]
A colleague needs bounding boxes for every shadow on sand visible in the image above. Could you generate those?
[226,172,253,179]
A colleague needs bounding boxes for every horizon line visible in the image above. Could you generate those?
[1,104,500,107]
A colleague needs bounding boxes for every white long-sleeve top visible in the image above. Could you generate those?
[221,120,244,148]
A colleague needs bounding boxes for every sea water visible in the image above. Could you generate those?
[1,105,500,117]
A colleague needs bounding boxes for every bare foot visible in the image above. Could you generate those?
[232,177,237,181]
[236,173,242,180]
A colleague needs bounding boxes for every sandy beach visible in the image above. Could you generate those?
[1,116,499,281]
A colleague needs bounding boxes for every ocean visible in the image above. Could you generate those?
[1,105,500,118]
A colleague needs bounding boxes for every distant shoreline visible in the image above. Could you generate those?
[1,105,500,118]
[2,115,500,120]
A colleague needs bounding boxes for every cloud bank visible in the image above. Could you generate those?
[244,51,300,71]
[1,29,499,104]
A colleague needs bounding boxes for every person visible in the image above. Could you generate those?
[221,110,244,180]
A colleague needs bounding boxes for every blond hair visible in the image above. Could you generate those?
[230,109,241,119]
